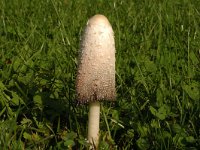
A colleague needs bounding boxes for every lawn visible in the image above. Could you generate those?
[0,0,200,149]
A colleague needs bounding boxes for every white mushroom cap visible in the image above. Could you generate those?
[76,14,116,104]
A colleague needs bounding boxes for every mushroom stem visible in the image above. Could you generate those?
[88,101,100,149]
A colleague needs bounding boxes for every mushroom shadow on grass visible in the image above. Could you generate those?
[76,14,116,149]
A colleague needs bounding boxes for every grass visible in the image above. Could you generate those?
[0,0,200,149]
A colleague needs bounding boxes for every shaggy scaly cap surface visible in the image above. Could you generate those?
[76,14,116,104]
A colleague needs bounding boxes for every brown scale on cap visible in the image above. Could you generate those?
[76,14,116,104]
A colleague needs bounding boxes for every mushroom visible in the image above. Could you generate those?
[76,14,116,149]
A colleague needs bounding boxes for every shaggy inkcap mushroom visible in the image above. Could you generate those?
[76,14,116,104]
[76,14,116,149]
